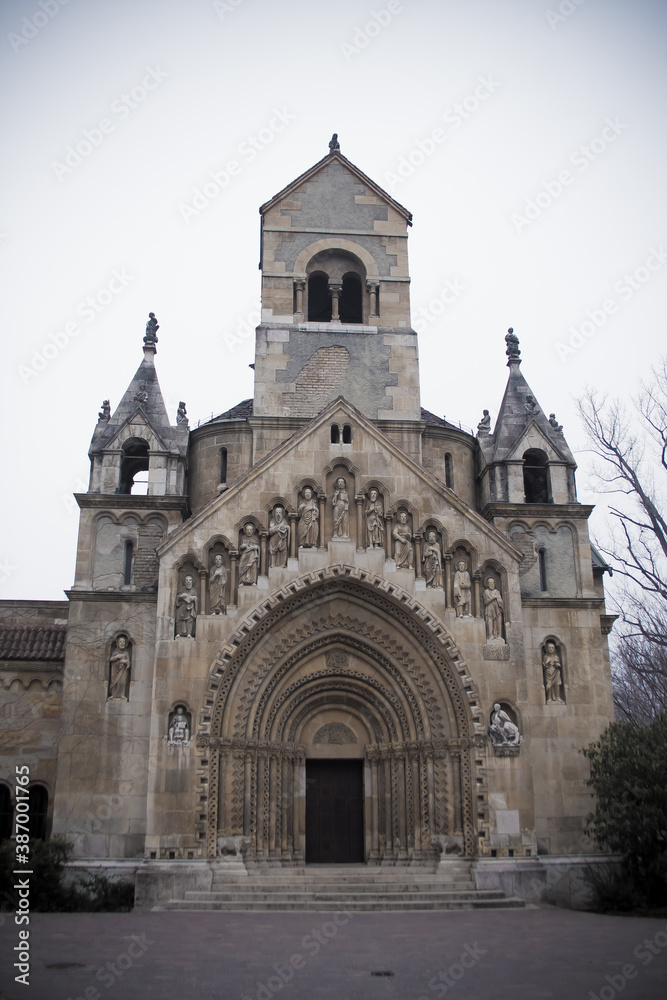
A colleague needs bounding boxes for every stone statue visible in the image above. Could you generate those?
[489,703,521,747]
[177,401,188,427]
[144,312,159,347]
[549,413,563,433]
[134,381,148,403]
[98,399,110,421]
[477,409,491,434]
[239,523,260,585]
[269,506,290,567]
[208,554,227,614]
[332,477,349,538]
[365,489,384,549]
[543,640,565,703]
[483,577,504,640]
[422,530,443,588]
[329,133,340,152]
[297,488,319,548]
[108,635,131,699]
[392,511,413,569]
[175,574,198,637]
[168,706,190,745]
[505,327,520,362]
[453,560,472,617]
[525,394,539,415]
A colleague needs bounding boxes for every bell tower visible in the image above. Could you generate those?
[253,135,421,421]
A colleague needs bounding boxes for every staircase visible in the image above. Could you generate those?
[163,861,526,912]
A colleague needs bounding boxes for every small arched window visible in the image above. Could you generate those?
[220,447,228,484]
[28,785,48,841]
[538,548,548,591]
[445,453,453,489]
[331,424,340,444]
[523,449,550,504]
[308,272,332,322]
[0,784,13,842]
[340,273,362,324]
[342,424,352,444]
[123,540,134,586]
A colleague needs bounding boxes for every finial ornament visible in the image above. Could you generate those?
[505,327,521,365]
[144,312,159,351]
[329,133,340,152]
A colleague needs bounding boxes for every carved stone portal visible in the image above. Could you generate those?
[313,723,357,744]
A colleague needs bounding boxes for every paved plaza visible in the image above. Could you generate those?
[1,907,667,1000]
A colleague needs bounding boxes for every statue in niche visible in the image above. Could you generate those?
[543,640,565,703]
[422,530,443,588]
[269,506,290,567]
[98,399,110,421]
[208,554,228,614]
[168,706,190,745]
[108,635,131,699]
[239,523,260,585]
[175,574,198,637]
[489,703,521,747]
[392,511,414,569]
[332,477,349,538]
[365,488,384,548]
[453,559,472,616]
[477,409,491,434]
[297,488,319,548]
[483,576,504,640]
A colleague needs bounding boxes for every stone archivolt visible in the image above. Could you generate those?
[196,566,487,863]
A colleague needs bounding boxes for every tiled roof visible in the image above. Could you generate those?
[209,398,254,422]
[0,624,67,661]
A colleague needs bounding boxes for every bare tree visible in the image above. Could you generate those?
[578,359,667,724]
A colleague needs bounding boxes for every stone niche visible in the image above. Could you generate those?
[325,466,356,546]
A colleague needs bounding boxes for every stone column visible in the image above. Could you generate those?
[367,281,379,319]
[355,495,364,551]
[259,531,268,576]
[384,514,393,555]
[294,279,305,318]
[318,494,326,548]
[289,514,298,559]
[330,282,342,321]
[229,553,238,608]
[198,569,207,616]
[444,555,452,609]
[269,753,279,859]
[414,534,423,580]
[473,572,482,618]
[369,756,380,861]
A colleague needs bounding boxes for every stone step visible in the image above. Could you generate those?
[164,896,526,912]
[187,888,501,902]
[210,880,476,892]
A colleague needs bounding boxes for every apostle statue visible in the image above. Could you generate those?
[168,706,190,746]
[297,488,319,548]
[208,554,228,614]
[269,506,290,567]
[175,574,198,637]
[422,530,443,588]
[239,523,260,585]
[453,559,472,617]
[392,511,414,569]
[543,640,565,703]
[365,488,384,549]
[332,477,349,538]
[483,577,504,640]
[108,635,131,699]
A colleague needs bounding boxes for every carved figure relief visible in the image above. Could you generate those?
[365,488,384,548]
[108,635,131,699]
[134,381,148,403]
[453,560,472,616]
[208,554,228,614]
[175,574,198,637]
[297,489,319,548]
[332,477,349,538]
[542,640,565,703]
[489,703,521,749]
[325,649,350,668]
[168,705,191,745]
[269,506,290,567]
[392,511,413,569]
[422,530,443,588]
[483,576,504,640]
[313,722,357,744]
[239,523,260,585]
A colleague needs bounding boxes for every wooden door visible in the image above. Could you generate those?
[305,759,364,863]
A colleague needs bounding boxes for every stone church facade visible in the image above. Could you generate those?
[0,140,615,899]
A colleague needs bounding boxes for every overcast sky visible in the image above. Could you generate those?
[1,0,665,601]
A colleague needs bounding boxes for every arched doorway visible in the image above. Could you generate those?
[199,569,486,863]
